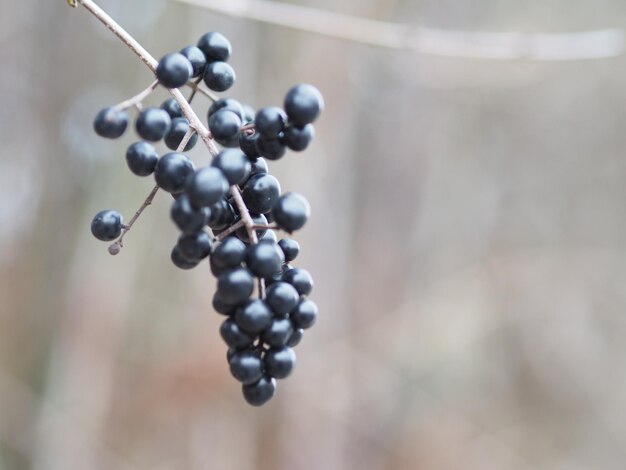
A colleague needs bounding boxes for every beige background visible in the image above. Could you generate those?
[1,0,626,469]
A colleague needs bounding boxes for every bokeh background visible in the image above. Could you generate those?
[2,0,626,469]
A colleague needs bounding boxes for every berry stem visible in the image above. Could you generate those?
[114,79,159,111]
[214,219,246,242]
[186,79,218,103]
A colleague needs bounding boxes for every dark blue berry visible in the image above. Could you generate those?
[197,32,231,62]
[282,268,313,296]
[242,173,281,214]
[203,61,235,92]
[209,109,242,144]
[235,299,272,334]
[187,166,229,208]
[156,53,192,88]
[242,376,276,406]
[212,236,247,270]
[136,107,171,142]
[217,267,254,305]
[171,245,199,269]
[264,347,296,379]
[265,282,299,316]
[161,98,183,119]
[261,318,294,348]
[255,135,286,161]
[277,238,300,262]
[212,149,251,185]
[91,210,123,241]
[220,318,254,349]
[272,192,310,232]
[170,193,210,234]
[154,152,195,194]
[229,350,264,385]
[208,98,244,120]
[286,329,303,347]
[246,241,283,278]
[284,83,324,126]
[255,107,286,138]
[177,231,212,261]
[179,45,207,77]
[290,298,318,329]
[284,124,314,151]
[125,141,158,176]
[94,107,128,139]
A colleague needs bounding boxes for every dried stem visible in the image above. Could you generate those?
[108,127,196,255]
[173,0,624,61]
[186,79,218,103]
[114,79,159,111]
[214,219,246,242]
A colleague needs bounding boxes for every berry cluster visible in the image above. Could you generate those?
[88,30,322,406]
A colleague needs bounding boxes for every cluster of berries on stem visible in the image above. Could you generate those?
[82,0,323,406]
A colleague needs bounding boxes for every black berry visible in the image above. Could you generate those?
[187,166,229,208]
[154,152,195,194]
[125,141,158,176]
[197,32,231,62]
[203,61,236,92]
[91,210,123,241]
[272,192,310,232]
[94,107,128,139]
[156,53,192,88]
[242,173,281,214]
[284,83,324,126]
[136,107,172,142]
[179,45,207,77]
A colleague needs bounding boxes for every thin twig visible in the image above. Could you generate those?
[214,219,246,242]
[108,127,196,255]
[113,79,159,111]
[173,0,624,61]
[187,79,218,103]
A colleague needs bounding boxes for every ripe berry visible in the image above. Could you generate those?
[235,299,272,333]
[125,141,158,176]
[161,98,183,119]
[287,329,303,347]
[209,109,242,144]
[284,124,314,151]
[154,152,195,194]
[272,192,310,232]
[284,83,324,126]
[177,231,212,261]
[282,268,313,296]
[255,107,286,138]
[187,166,229,208]
[264,347,296,379]
[291,298,318,329]
[255,135,286,161]
[179,45,207,77]
[278,238,300,262]
[203,61,236,92]
[208,98,244,120]
[246,241,283,278]
[239,131,260,159]
[213,291,234,316]
[242,105,255,123]
[212,149,251,185]
[93,107,128,139]
[211,236,247,270]
[171,245,199,269]
[229,350,263,385]
[165,117,198,151]
[261,318,294,348]
[207,199,237,230]
[265,282,299,316]
[217,267,254,305]
[91,210,123,241]
[197,32,231,62]
[156,53,192,88]
[242,376,276,406]
[170,193,210,234]
[136,107,172,142]
[242,173,281,214]
[220,318,254,349]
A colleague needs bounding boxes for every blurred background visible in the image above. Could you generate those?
[1,0,626,469]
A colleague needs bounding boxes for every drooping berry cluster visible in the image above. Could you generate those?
[88,30,322,406]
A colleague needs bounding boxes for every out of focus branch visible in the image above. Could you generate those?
[173,0,624,60]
